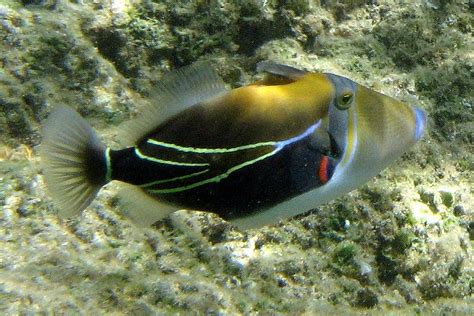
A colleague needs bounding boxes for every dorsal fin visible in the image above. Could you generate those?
[256,61,308,83]
[120,62,228,146]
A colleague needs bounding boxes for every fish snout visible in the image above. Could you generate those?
[413,106,426,142]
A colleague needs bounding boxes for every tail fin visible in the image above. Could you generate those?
[41,106,108,218]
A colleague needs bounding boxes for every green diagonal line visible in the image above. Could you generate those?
[139,169,210,188]
[147,139,277,153]
[147,148,280,194]
[135,148,209,167]
[105,148,112,183]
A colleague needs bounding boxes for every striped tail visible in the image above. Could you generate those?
[40,106,108,218]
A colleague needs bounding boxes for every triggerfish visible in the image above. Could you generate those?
[41,62,426,229]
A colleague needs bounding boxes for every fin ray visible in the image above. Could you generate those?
[120,62,228,146]
[41,106,107,218]
[256,61,307,80]
[117,184,176,226]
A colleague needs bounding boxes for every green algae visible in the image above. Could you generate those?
[331,241,360,276]
[0,0,473,314]
[415,59,473,143]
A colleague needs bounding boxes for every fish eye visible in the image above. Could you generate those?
[336,92,353,110]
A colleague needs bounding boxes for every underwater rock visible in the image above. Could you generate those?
[0,0,472,314]
[355,287,378,308]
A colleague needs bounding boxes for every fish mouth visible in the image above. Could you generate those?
[413,106,426,142]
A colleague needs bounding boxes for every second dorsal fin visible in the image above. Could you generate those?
[119,62,228,146]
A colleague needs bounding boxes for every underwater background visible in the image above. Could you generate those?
[0,0,472,314]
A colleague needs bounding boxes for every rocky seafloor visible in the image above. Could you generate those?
[0,0,473,314]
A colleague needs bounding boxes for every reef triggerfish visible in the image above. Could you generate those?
[41,61,426,229]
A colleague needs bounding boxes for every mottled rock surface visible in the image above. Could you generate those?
[0,0,472,314]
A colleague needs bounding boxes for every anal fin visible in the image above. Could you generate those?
[117,183,176,227]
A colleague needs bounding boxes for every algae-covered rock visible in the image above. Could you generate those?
[0,0,473,314]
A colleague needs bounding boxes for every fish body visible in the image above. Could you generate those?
[41,62,426,229]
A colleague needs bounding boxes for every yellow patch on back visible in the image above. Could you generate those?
[220,73,334,137]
